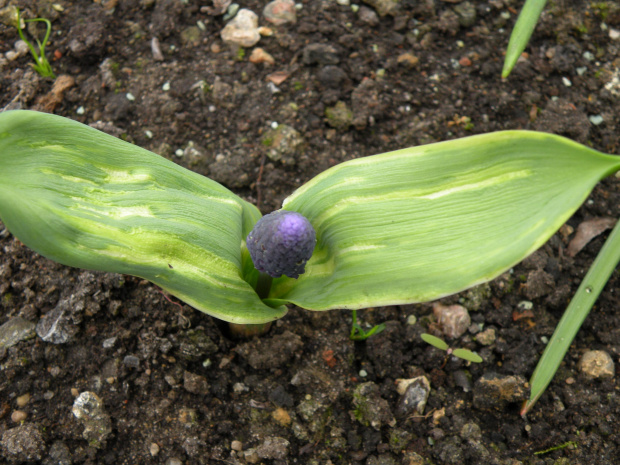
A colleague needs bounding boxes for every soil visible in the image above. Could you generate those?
[1,0,620,464]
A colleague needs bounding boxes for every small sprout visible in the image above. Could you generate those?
[349,310,385,341]
[246,210,316,279]
[421,333,483,364]
[14,8,55,79]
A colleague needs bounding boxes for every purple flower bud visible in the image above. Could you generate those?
[246,210,316,278]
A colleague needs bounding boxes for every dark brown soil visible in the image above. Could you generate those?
[1,0,620,464]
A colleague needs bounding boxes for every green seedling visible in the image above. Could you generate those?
[421,333,483,364]
[15,8,56,79]
[0,110,619,412]
[349,310,385,341]
[502,0,548,78]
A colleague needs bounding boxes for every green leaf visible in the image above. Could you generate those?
[502,0,548,78]
[421,333,449,351]
[522,217,620,415]
[451,348,483,363]
[0,110,285,324]
[268,131,620,311]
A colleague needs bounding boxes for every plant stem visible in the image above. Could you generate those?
[227,272,274,338]
[521,218,620,415]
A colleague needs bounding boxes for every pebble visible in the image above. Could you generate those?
[183,370,209,394]
[472,373,529,411]
[433,303,471,339]
[458,56,472,67]
[11,410,27,423]
[610,28,620,40]
[72,392,112,447]
[475,328,496,346]
[249,47,275,65]
[0,423,46,462]
[453,1,476,28]
[263,0,297,26]
[261,124,305,165]
[150,442,160,456]
[220,9,261,48]
[589,115,604,126]
[256,437,290,460]
[397,53,419,68]
[16,393,31,407]
[578,350,615,378]
[36,307,76,344]
[231,440,243,451]
[352,382,396,430]
[123,355,140,368]
[272,407,292,426]
[362,0,400,17]
[395,376,431,418]
[165,458,183,465]
[325,101,353,130]
[0,317,36,350]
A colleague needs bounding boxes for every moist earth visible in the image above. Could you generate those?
[1,0,620,464]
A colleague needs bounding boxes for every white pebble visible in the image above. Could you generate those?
[359,369,368,377]
[175,149,184,157]
[582,51,595,61]
[576,66,587,76]
[126,92,135,101]
[270,121,279,129]
[589,115,604,125]
[145,130,154,139]
[562,77,572,87]
[162,82,170,91]
[610,28,620,40]
[76,106,85,115]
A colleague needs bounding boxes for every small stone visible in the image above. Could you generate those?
[433,303,470,339]
[183,370,210,395]
[473,373,529,411]
[402,451,425,465]
[150,442,160,456]
[231,440,243,451]
[578,350,615,378]
[397,53,419,68]
[302,43,340,66]
[11,410,27,423]
[453,1,476,28]
[256,437,290,460]
[589,115,604,126]
[272,407,292,426]
[358,6,379,25]
[249,47,275,65]
[36,307,77,344]
[244,448,260,464]
[1,423,46,462]
[165,458,183,465]
[362,0,399,17]
[562,77,572,87]
[325,101,353,130]
[72,392,112,447]
[351,382,396,430]
[180,26,201,46]
[263,0,296,25]
[0,317,36,350]
[16,394,31,408]
[459,56,472,67]
[221,9,260,48]
[395,376,431,418]
[261,124,305,165]
[475,328,496,346]
[609,28,620,40]
[47,441,72,465]
[460,422,482,440]
[123,355,140,368]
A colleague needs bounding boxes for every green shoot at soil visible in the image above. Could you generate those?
[349,310,385,341]
[521,218,620,415]
[502,0,548,78]
[15,8,55,79]
[421,333,483,364]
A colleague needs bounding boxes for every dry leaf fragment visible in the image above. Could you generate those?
[266,71,290,85]
[567,217,616,257]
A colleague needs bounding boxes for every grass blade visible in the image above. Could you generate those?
[502,0,548,78]
[521,218,620,415]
